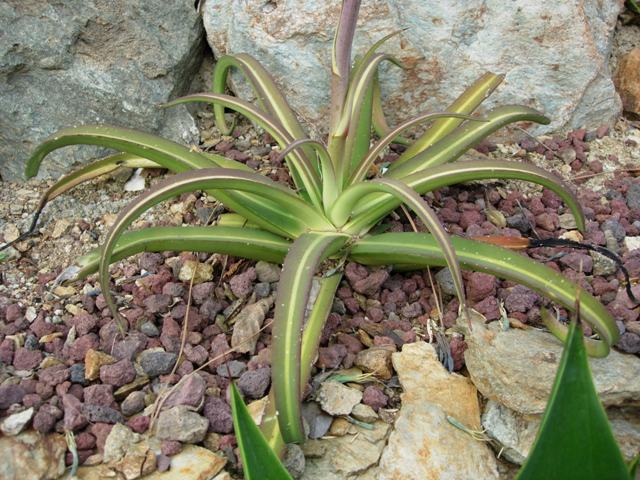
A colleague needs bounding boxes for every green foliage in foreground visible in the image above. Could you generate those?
[21,0,620,461]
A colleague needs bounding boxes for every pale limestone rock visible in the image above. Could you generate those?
[103,423,141,463]
[203,1,623,135]
[316,381,363,416]
[374,342,498,479]
[230,296,274,354]
[463,312,640,415]
[0,431,66,480]
[0,407,34,436]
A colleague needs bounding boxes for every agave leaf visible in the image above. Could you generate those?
[24,125,311,238]
[230,382,293,480]
[278,139,338,206]
[371,72,411,146]
[348,112,485,185]
[349,232,618,356]
[629,455,639,478]
[165,93,322,209]
[393,72,504,166]
[387,105,550,179]
[99,169,333,328]
[272,232,350,443]
[345,159,584,235]
[331,179,465,308]
[346,75,374,177]
[540,307,609,357]
[60,226,290,283]
[260,274,342,455]
[211,54,315,162]
[516,319,629,479]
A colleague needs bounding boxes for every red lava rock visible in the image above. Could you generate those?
[0,338,15,364]
[353,270,389,296]
[164,374,206,409]
[559,252,593,273]
[75,431,97,450]
[38,365,70,387]
[535,212,559,231]
[32,403,62,433]
[466,272,497,303]
[204,396,233,433]
[237,367,271,399]
[35,382,54,400]
[162,316,182,338]
[386,288,407,305]
[23,393,44,409]
[365,306,384,322]
[343,297,359,314]
[13,347,43,370]
[439,207,460,223]
[55,381,72,398]
[449,336,468,371]
[29,318,56,339]
[191,282,215,304]
[400,302,423,319]
[139,252,164,273]
[69,314,98,336]
[0,384,26,409]
[161,440,182,456]
[472,296,500,321]
[229,268,257,298]
[345,262,369,285]
[62,393,88,432]
[247,347,271,370]
[157,454,171,472]
[99,359,136,387]
[200,299,224,320]
[316,344,348,369]
[541,189,563,209]
[144,294,172,314]
[65,334,100,362]
[5,303,23,322]
[459,210,484,230]
[184,344,208,366]
[617,332,640,354]
[362,385,388,412]
[112,332,147,361]
[208,334,231,370]
[91,423,113,452]
[504,286,539,313]
[162,282,185,297]
[127,415,150,434]
[84,384,116,407]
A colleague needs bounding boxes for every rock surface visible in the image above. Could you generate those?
[0,431,67,480]
[463,312,640,415]
[316,381,363,416]
[374,342,498,479]
[0,0,204,180]
[202,0,623,135]
[482,400,640,464]
[615,47,640,114]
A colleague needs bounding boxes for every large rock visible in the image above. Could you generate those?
[375,342,498,479]
[0,431,67,480]
[0,0,204,180]
[463,311,640,415]
[482,400,640,464]
[202,1,622,136]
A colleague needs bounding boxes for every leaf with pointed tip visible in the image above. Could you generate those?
[164,93,322,209]
[345,160,584,235]
[371,72,411,146]
[60,226,290,283]
[99,168,332,327]
[331,179,465,308]
[387,105,550,178]
[348,112,485,185]
[272,232,350,443]
[349,233,618,356]
[516,319,629,479]
[393,72,504,167]
[230,382,293,480]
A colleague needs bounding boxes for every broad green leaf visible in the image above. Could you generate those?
[330,179,465,308]
[516,320,629,480]
[348,112,485,185]
[272,232,350,443]
[350,232,618,356]
[387,105,550,178]
[260,274,342,456]
[393,72,504,166]
[345,159,584,235]
[24,125,309,238]
[165,93,323,209]
[59,226,290,283]
[99,169,333,329]
[230,382,293,480]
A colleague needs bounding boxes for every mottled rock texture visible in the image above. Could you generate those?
[203,0,623,136]
[0,0,204,180]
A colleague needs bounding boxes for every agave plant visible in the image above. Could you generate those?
[18,0,618,454]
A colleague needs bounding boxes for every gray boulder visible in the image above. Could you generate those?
[202,0,623,135]
[0,0,205,180]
